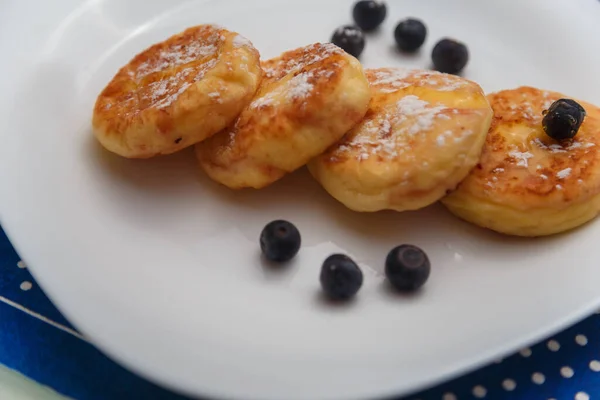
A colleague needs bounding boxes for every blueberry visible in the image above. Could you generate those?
[260,220,301,262]
[352,0,387,32]
[331,25,366,58]
[394,18,427,52]
[432,38,469,74]
[385,245,430,292]
[542,99,586,141]
[320,254,363,300]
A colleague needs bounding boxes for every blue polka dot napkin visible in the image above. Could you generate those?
[0,225,598,400]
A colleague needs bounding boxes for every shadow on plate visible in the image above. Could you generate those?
[312,290,360,311]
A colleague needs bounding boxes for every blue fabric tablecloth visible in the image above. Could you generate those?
[1,226,598,400]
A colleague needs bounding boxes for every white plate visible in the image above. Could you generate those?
[1,0,600,399]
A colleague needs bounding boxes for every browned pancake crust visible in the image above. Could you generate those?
[92,25,261,158]
[460,87,600,209]
[196,43,370,189]
[308,67,492,212]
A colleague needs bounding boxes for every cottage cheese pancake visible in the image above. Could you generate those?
[308,67,493,212]
[442,87,600,236]
[195,43,370,189]
[92,25,262,158]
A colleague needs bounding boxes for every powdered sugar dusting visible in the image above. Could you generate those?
[454,129,473,143]
[434,74,468,91]
[232,34,253,48]
[380,119,391,136]
[522,103,537,121]
[370,69,413,93]
[334,95,449,161]
[347,117,401,160]
[533,138,595,153]
[396,95,429,115]
[135,39,219,79]
[286,71,314,100]
[370,68,468,93]
[263,66,277,79]
[263,43,343,80]
[251,94,275,109]
[557,168,572,179]
[542,99,554,110]
[208,91,222,103]
[437,130,453,146]
[206,23,225,30]
[532,138,567,153]
[508,149,534,167]
[396,95,447,135]
[436,128,473,147]
[227,130,237,146]
[571,141,596,149]
[144,58,218,109]
[249,69,320,109]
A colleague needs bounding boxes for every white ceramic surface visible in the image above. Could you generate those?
[1,1,600,399]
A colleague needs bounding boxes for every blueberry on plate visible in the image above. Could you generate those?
[394,18,427,52]
[432,38,469,74]
[320,254,363,300]
[260,220,301,262]
[331,25,366,58]
[352,0,387,32]
[542,99,586,141]
[385,245,430,292]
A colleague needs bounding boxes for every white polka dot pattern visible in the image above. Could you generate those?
[472,385,487,398]
[519,347,532,357]
[532,372,545,385]
[502,379,516,391]
[560,366,574,378]
[405,315,600,400]
[547,339,561,352]
[575,334,588,346]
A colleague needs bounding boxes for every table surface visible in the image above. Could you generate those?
[1,225,599,400]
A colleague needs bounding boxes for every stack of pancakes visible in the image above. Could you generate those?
[93,24,600,237]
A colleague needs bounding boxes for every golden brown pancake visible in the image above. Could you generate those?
[308,67,493,212]
[92,25,262,158]
[195,43,371,189]
[442,86,600,236]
